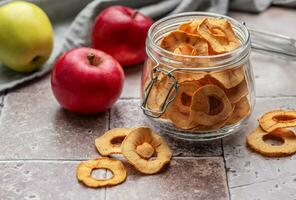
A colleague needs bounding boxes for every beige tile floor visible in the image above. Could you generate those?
[0,7,296,200]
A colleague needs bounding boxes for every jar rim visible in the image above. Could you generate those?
[147,12,251,65]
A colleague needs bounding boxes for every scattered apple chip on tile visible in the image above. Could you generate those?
[77,127,173,188]
[259,110,296,132]
[121,127,172,174]
[76,157,127,188]
[95,128,134,156]
[247,110,296,157]
[247,127,296,157]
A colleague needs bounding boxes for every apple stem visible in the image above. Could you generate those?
[87,53,100,66]
[131,10,138,19]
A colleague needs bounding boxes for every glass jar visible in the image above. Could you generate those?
[140,12,255,141]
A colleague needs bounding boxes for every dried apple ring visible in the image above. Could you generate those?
[175,81,201,114]
[167,104,199,130]
[76,157,127,188]
[247,127,296,157]
[160,30,209,56]
[121,127,172,174]
[198,18,240,54]
[225,79,248,103]
[178,18,205,35]
[174,71,207,83]
[209,66,245,89]
[95,128,133,156]
[259,110,296,132]
[174,43,197,56]
[190,84,233,126]
[226,97,250,125]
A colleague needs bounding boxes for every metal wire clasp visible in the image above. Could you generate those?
[141,64,178,118]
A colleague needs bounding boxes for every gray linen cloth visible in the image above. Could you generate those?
[0,0,294,92]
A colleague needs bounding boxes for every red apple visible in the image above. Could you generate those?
[92,6,153,67]
[51,47,124,114]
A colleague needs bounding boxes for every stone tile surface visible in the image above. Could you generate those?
[223,97,296,199]
[0,91,108,159]
[13,74,51,93]
[110,99,222,157]
[231,174,296,200]
[0,161,105,200]
[106,157,229,200]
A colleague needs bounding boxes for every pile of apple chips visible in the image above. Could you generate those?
[146,18,250,131]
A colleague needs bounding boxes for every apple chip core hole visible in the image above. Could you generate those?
[208,95,223,115]
[181,92,192,106]
[263,134,284,146]
[91,169,113,180]
[273,114,296,122]
[111,136,126,146]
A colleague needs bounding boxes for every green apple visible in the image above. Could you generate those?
[0,1,53,72]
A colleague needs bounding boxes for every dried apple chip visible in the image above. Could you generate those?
[209,66,245,89]
[197,18,240,54]
[76,157,127,188]
[167,103,199,130]
[190,84,232,126]
[95,128,134,156]
[174,71,207,82]
[178,18,205,35]
[247,127,296,157]
[174,43,197,56]
[226,79,248,103]
[174,81,201,114]
[160,30,209,56]
[226,97,250,125]
[259,110,296,132]
[121,127,172,174]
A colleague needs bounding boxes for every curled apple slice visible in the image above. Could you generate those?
[76,158,127,188]
[174,81,202,114]
[197,18,240,54]
[160,30,209,56]
[247,127,296,157]
[226,97,250,125]
[259,110,296,132]
[209,66,245,89]
[121,127,172,174]
[190,84,233,126]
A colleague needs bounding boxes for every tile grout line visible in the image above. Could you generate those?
[104,108,112,200]
[221,139,231,200]
[0,155,224,162]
